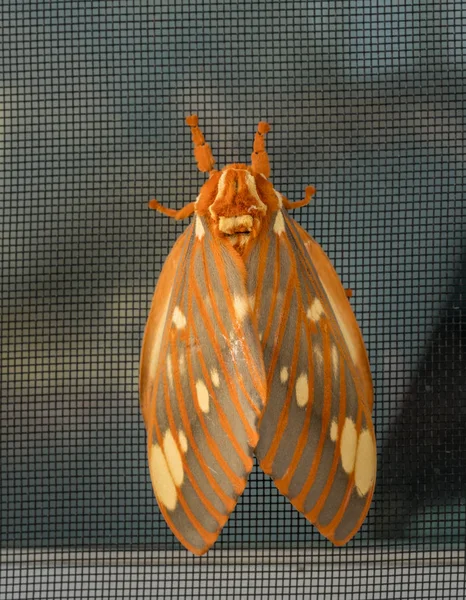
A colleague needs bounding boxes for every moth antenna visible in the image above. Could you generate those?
[185,115,216,173]
[251,121,271,178]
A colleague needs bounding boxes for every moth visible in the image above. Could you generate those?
[140,115,376,555]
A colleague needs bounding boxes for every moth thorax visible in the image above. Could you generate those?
[208,166,267,253]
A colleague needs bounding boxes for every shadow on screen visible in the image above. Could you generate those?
[379,247,466,539]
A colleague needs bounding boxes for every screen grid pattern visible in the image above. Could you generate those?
[1,1,465,598]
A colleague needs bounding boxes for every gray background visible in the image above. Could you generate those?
[1,0,465,598]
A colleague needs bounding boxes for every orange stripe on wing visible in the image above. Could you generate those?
[191,320,254,472]
[170,336,236,512]
[209,240,267,401]
[145,224,194,419]
[260,316,302,474]
[259,236,281,347]
[200,243,262,419]
[147,370,217,552]
[318,403,364,542]
[332,478,375,546]
[274,283,315,494]
[306,355,347,521]
[163,351,228,527]
[292,318,333,512]
[284,216,368,404]
[154,486,209,556]
[160,373,221,546]
[181,295,246,496]
[192,276,260,447]
[247,225,271,315]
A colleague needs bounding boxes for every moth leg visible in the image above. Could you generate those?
[345,288,353,299]
[185,114,216,173]
[148,199,196,220]
[282,185,316,210]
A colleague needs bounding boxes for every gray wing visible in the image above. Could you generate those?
[140,216,266,555]
[246,206,376,545]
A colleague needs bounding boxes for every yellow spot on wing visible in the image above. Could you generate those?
[295,373,309,407]
[307,298,324,322]
[195,216,205,239]
[233,294,249,322]
[172,306,187,329]
[179,352,186,375]
[195,379,210,413]
[355,429,376,496]
[273,189,283,208]
[178,430,188,454]
[330,419,339,442]
[273,211,286,235]
[340,418,357,474]
[148,444,177,511]
[280,366,289,384]
[166,355,173,387]
[210,368,220,388]
[163,430,184,487]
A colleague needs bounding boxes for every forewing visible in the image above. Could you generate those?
[246,205,376,545]
[140,217,266,555]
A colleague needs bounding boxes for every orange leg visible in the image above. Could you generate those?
[148,199,196,220]
[282,186,316,210]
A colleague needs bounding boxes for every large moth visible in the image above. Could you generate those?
[140,115,376,555]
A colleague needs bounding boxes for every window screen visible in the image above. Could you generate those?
[1,1,465,598]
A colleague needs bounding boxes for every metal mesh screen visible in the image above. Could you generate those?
[1,1,465,598]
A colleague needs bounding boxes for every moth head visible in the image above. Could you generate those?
[186,116,275,254]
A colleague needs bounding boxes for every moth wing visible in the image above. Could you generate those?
[140,217,266,555]
[246,206,376,545]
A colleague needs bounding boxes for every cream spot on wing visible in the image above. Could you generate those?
[259,331,263,341]
[340,418,357,474]
[330,419,339,442]
[148,444,177,511]
[178,430,188,454]
[163,429,184,487]
[280,366,289,384]
[195,216,205,239]
[195,379,210,413]
[273,189,283,208]
[273,211,286,235]
[166,355,173,387]
[172,306,187,329]
[233,294,249,322]
[331,345,339,377]
[210,368,220,388]
[313,345,323,367]
[248,293,256,311]
[295,373,309,407]
[307,298,324,322]
[355,429,376,497]
[178,352,186,375]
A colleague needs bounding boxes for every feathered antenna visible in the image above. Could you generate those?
[251,121,271,178]
[185,115,216,173]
